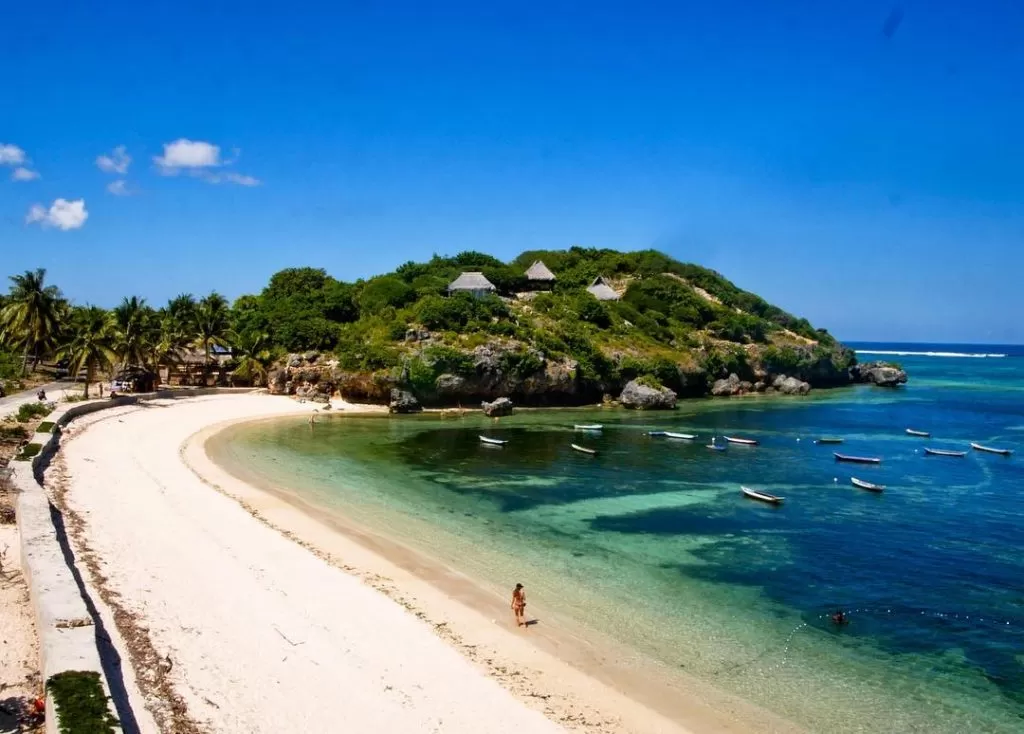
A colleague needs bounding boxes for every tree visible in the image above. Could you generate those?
[229,331,271,386]
[112,296,156,370]
[58,306,117,398]
[195,293,231,383]
[0,268,64,375]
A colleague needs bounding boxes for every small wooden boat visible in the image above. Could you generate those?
[574,424,603,431]
[815,438,844,445]
[478,435,507,446]
[924,447,967,458]
[971,442,1013,456]
[741,486,784,505]
[724,436,759,446]
[664,431,697,440]
[906,429,931,438]
[834,453,881,464]
[648,431,667,437]
[571,443,597,455]
[851,477,885,492]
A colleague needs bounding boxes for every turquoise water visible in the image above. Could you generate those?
[212,346,1024,733]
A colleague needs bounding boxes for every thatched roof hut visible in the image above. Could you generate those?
[586,276,620,301]
[447,271,497,298]
[524,260,556,283]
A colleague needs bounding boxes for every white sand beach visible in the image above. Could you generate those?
[50,394,776,734]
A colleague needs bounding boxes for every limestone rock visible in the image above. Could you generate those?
[389,389,423,414]
[619,380,677,410]
[851,361,908,387]
[481,397,514,417]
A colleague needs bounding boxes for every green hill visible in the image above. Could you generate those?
[247,247,859,406]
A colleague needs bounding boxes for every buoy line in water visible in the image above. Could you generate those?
[708,607,1021,678]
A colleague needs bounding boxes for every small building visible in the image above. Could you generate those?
[447,271,497,298]
[523,260,556,289]
[586,276,620,301]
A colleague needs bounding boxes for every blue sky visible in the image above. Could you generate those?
[2,1,1022,343]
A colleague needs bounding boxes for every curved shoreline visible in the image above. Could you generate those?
[194,405,798,733]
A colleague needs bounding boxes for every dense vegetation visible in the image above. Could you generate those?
[0,249,852,402]
[46,670,119,734]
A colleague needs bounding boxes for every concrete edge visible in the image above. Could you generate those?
[12,387,261,733]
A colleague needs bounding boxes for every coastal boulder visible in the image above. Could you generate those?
[619,380,678,410]
[434,373,467,396]
[711,373,743,396]
[389,389,423,414]
[481,397,514,417]
[851,361,908,387]
[776,376,811,395]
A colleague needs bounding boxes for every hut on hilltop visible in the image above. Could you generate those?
[586,276,620,301]
[523,260,556,289]
[447,271,497,298]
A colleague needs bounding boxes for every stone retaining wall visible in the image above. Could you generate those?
[12,388,259,733]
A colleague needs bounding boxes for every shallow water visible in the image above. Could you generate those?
[211,346,1024,733]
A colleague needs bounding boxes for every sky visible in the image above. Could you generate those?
[2,0,1023,343]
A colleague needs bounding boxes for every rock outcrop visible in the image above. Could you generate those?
[481,397,514,417]
[389,389,422,414]
[712,374,744,396]
[851,361,908,387]
[773,375,811,395]
[619,380,678,410]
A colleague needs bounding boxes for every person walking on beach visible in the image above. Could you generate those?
[511,583,527,628]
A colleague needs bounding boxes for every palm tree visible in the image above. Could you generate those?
[58,306,117,398]
[0,269,64,376]
[112,296,156,370]
[195,293,231,384]
[229,331,271,386]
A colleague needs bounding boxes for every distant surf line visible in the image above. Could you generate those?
[856,350,1008,359]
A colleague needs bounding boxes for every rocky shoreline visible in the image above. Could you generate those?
[268,345,907,412]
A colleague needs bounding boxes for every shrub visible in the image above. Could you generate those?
[16,402,52,423]
[0,424,29,442]
[46,670,119,734]
[635,374,664,390]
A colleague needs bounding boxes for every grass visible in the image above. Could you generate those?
[16,402,52,423]
[36,421,55,433]
[14,443,42,461]
[46,671,119,734]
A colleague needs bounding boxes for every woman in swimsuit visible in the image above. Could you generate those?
[511,583,527,627]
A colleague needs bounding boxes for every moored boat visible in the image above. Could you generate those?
[648,431,667,437]
[741,486,784,504]
[970,442,1013,456]
[574,424,603,431]
[478,435,507,446]
[851,477,885,492]
[571,443,597,455]
[724,436,759,446]
[815,437,844,445]
[906,429,931,438]
[924,447,967,457]
[834,452,881,464]
[664,431,697,440]
[707,444,727,451]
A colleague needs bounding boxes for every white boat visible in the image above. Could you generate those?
[906,429,930,438]
[924,447,967,458]
[664,431,697,440]
[571,443,597,455]
[648,431,667,437]
[741,486,783,504]
[478,435,507,446]
[725,436,759,446]
[971,443,1013,456]
[574,424,603,431]
[851,477,885,492]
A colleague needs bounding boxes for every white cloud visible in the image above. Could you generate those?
[154,139,221,172]
[0,144,27,166]
[207,171,261,186]
[11,167,40,181]
[25,198,88,231]
[106,179,132,196]
[96,145,131,174]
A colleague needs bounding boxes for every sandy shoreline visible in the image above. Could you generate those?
[54,394,793,733]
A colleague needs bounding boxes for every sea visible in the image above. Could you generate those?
[209,342,1024,733]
